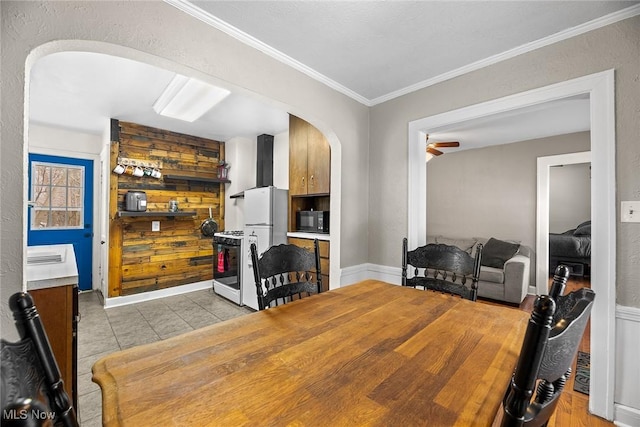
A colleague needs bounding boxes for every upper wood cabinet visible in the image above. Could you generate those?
[289,115,330,196]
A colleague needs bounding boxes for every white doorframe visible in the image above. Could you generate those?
[408,70,616,420]
[536,151,591,294]
[27,147,102,292]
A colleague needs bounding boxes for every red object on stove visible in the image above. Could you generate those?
[217,251,225,272]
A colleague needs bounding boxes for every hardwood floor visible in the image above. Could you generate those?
[482,276,614,426]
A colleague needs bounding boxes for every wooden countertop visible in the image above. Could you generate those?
[93,280,529,426]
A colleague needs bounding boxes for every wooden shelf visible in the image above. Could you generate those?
[117,211,197,218]
[164,174,230,184]
[290,193,330,198]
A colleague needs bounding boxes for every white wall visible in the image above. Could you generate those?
[549,162,591,233]
[29,123,103,155]
[224,131,289,231]
[273,131,289,190]
[224,136,253,231]
[615,306,640,423]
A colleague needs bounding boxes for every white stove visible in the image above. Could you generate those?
[213,230,244,245]
[212,231,245,305]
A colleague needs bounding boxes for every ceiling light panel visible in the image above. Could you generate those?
[153,74,230,122]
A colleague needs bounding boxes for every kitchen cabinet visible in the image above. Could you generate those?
[30,284,78,410]
[288,116,331,288]
[288,237,329,292]
[289,115,330,196]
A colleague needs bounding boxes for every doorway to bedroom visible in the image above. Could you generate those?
[538,151,593,402]
[536,150,591,291]
[548,161,591,280]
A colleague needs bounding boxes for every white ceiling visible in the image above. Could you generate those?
[182,0,638,104]
[29,52,291,142]
[28,1,639,147]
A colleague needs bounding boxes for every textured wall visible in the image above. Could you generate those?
[369,15,640,308]
[426,132,590,286]
[0,1,369,337]
[427,132,590,248]
[549,162,591,233]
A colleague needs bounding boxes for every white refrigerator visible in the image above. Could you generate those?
[242,186,288,310]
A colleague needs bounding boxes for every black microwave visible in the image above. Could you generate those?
[296,210,329,233]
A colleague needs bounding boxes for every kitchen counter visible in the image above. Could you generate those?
[286,231,330,241]
[26,244,78,291]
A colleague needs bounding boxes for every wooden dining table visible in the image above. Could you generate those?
[92,280,530,426]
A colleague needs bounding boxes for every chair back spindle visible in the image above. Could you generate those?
[500,265,594,427]
[401,237,483,301]
[251,240,322,310]
[1,292,78,427]
[548,265,570,301]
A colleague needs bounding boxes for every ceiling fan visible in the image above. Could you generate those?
[426,134,460,156]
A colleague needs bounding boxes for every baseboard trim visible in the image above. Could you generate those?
[614,403,640,427]
[616,304,640,322]
[614,305,640,422]
[341,263,534,293]
[104,280,212,308]
[340,263,402,287]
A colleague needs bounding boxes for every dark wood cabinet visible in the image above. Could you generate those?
[288,237,330,292]
[288,115,330,196]
[288,115,331,288]
[289,115,309,196]
[30,284,78,409]
[288,115,331,233]
[306,123,331,195]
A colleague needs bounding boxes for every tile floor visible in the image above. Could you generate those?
[76,288,253,426]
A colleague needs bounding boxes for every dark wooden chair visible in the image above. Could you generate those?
[1,292,78,427]
[501,267,595,427]
[250,239,322,310]
[401,238,483,301]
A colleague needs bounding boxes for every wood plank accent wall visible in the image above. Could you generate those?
[108,120,226,297]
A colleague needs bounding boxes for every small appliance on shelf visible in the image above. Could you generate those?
[125,191,147,212]
[296,210,329,233]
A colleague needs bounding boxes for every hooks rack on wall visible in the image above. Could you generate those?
[117,157,163,169]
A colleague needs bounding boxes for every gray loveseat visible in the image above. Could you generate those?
[428,236,531,304]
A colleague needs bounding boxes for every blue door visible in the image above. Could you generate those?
[28,154,94,291]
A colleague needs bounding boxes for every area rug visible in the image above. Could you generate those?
[573,351,590,395]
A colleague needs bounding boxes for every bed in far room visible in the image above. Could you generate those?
[549,220,591,277]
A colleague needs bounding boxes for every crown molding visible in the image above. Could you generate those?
[166,1,640,107]
[371,3,640,105]
[164,0,371,106]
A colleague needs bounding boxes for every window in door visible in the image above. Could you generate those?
[31,161,85,230]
